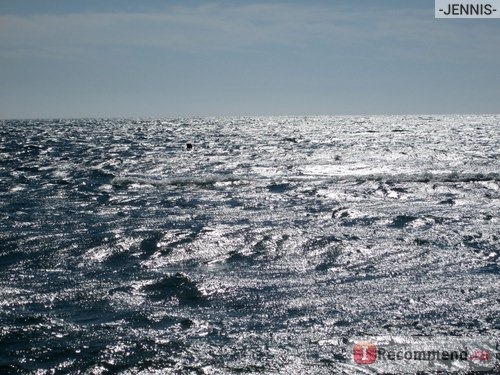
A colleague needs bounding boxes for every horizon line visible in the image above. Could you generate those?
[2,113,500,121]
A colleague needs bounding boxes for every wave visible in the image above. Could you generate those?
[142,273,207,305]
[351,171,500,184]
[111,171,500,190]
[111,174,242,188]
[295,171,500,184]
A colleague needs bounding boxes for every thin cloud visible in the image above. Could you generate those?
[0,3,498,61]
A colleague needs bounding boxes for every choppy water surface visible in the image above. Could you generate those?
[0,116,499,373]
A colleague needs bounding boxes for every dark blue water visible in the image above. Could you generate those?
[0,116,499,373]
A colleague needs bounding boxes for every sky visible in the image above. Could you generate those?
[0,0,499,118]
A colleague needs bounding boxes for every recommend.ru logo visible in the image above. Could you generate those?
[348,336,498,373]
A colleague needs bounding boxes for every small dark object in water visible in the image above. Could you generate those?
[186,143,193,150]
[439,198,455,205]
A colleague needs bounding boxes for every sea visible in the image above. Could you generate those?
[0,115,499,374]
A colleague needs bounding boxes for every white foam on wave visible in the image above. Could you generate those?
[299,168,500,184]
[111,174,242,188]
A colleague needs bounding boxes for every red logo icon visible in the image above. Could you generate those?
[469,350,490,362]
[353,342,377,365]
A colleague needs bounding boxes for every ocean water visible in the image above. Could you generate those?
[0,115,499,374]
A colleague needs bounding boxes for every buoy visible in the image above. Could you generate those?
[186,143,193,150]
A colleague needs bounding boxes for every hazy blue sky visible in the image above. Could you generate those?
[1,0,499,118]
